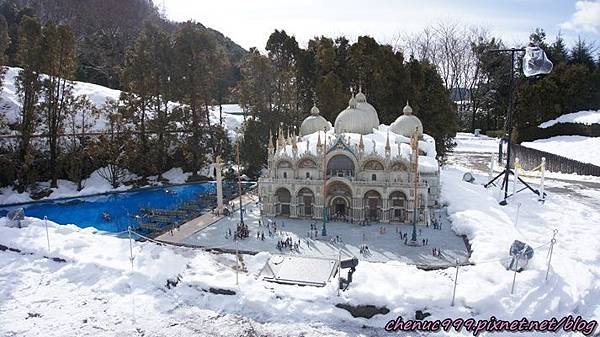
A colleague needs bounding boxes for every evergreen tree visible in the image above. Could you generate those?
[64,95,98,190]
[547,34,568,65]
[0,14,10,84]
[14,15,43,192]
[569,37,596,70]
[172,22,219,177]
[39,22,76,187]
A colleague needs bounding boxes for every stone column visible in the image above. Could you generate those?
[214,158,224,215]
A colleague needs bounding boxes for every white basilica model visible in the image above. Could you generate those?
[258,89,441,224]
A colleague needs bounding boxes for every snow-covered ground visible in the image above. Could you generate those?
[522,135,600,167]
[452,132,500,153]
[539,110,600,128]
[183,204,469,266]
[2,134,600,336]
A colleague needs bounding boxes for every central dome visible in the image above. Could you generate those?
[390,102,423,138]
[299,105,331,136]
[355,89,380,129]
[334,94,377,135]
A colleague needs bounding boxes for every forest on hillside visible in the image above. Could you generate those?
[0,0,598,195]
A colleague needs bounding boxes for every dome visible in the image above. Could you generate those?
[354,88,380,130]
[334,95,375,135]
[390,101,423,138]
[299,104,331,136]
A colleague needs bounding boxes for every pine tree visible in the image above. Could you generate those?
[64,95,98,190]
[569,38,596,70]
[0,14,10,85]
[40,22,76,188]
[172,22,219,177]
[14,15,43,192]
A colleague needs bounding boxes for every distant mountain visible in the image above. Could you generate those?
[0,0,247,89]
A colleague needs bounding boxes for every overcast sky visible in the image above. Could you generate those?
[157,0,600,51]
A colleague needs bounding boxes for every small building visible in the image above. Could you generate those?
[258,90,441,224]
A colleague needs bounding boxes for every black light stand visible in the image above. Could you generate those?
[483,48,546,205]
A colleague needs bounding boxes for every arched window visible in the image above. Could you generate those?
[306,172,310,179]
[371,174,377,181]
[283,172,287,179]
[327,155,355,178]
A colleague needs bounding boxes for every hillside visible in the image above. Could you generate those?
[0,0,247,89]
[0,67,245,137]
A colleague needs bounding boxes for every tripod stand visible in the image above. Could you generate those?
[483,48,546,205]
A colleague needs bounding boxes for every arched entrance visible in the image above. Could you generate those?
[325,180,352,221]
[297,187,314,217]
[330,196,349,219]
[389,191,407,222]
[275,187,291,216]
[363,190,382,221]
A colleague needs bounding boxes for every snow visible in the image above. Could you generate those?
[1,72,600,336]
[452,132,500,153]
[522,135,600,167]
[2,134,600,336]
[539,110,600,129]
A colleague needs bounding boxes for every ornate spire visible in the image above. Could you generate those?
[317,130,322,148]
[268,129,274,150]
[385,131,391,157]
[403,101,413,115]
[358,133,364,152]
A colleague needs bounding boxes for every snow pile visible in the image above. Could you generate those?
[539,110,600,128]
[522,135,600,167]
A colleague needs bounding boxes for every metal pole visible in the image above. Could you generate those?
[337,248,341,297]
[235,238,239,286]
[236,140,244,226]
[545,229,558,281]
[44,216,50,254]
[513,157,519,196]
[451,259,459,306]
[501,50,517,205]
[540,157,546,202]
[514,202,521,228]
[128,226,134,270]
[489,154,494,181]
[511,247,526,294]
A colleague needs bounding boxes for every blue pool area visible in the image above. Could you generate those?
[0,182,241,233]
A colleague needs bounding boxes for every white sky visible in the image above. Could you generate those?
[157,0,600,51]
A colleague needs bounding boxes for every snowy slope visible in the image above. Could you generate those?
[0,66,245,136]
[539,110,600,129]
[522,135,600,167]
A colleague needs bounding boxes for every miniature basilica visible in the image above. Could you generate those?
[258,90,441,224]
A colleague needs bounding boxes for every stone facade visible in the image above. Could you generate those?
[258,133,441,224]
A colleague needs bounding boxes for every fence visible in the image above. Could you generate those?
[511,143,600,176]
